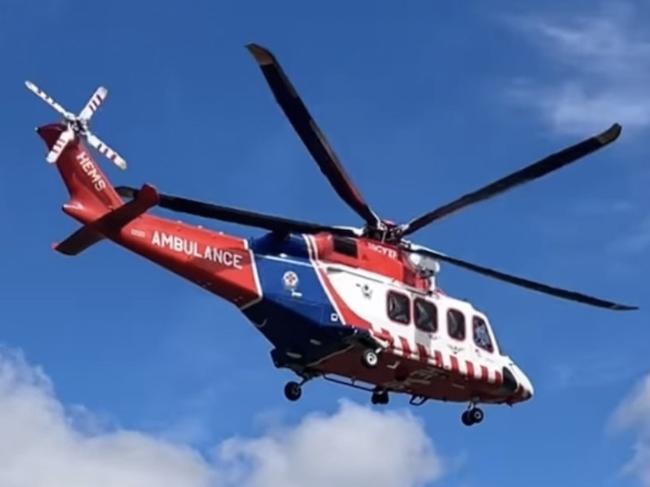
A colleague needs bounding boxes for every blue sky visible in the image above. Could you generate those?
[0,1,648,486]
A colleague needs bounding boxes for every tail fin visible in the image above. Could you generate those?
[37,123,122,223]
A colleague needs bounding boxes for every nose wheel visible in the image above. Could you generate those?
[461,406,484,426]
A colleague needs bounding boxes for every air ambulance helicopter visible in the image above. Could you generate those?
[27,44,637,427]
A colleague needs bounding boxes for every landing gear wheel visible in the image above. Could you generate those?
[470,407,484,424]
[284,381,302,402]
[461,407,484,426]
[371,389,389,405]
[361,349,379,369]
[461,410,473,426]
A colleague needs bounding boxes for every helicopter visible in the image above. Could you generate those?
[29,43,637,427]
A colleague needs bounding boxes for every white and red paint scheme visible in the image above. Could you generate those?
[38,124,532,425]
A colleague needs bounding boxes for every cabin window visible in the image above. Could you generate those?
[447,309,466,341]
[473,316,494,353]
[332,236,358,258]
[414,298,437,333]
[387,291,410,324]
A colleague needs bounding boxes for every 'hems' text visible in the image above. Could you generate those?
[76,152,106,192]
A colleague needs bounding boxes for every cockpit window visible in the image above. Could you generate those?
[447,309,465,341]
[387,291,410,324]
[473,316,494,353]
[414,298,437,333]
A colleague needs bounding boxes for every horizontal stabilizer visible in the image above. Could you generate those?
[54,227,104,256]
[55,184,159,256]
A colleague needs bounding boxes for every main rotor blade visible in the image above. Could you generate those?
[246,43,382,228]
[400,124,622,237]
[25,81,74,120]
[79,86,108,121]
[410,244,637,311]
[116,186,359,237]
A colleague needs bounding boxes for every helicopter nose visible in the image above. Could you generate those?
[509,364,534,401]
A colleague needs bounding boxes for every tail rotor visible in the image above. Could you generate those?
[25,80,127,170]
[79,86,108,121]
[45,127,74,163]
[85,131,127,170]
[25,81,74,121]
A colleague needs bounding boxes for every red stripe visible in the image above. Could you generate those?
[434,350,443,368]
[399,337,411,358]
[307,236,372,330]
[417,344,428,362]
[481,365,489,382]
[380,328,395,349]
[450,355,459,373]
[494,370,503,385]
[465,360,475,379]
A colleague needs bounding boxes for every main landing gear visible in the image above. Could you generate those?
[361,348,379,368]
[371,388,389,405]
[284,380,303,401]
[282,344,384,403]
[461,404,484,426]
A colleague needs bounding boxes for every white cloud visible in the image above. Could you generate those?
[0,347,445,487]
[0,349,215,487]
[214,402,443,487]
[507,4,650,135]
[611,373,650,485]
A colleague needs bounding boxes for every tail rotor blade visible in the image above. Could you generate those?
[46,128,74,163]
[25,81,74,120]
[79,86,108,121]
[86,132,127,170]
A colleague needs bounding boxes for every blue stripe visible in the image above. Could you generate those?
[243,233,347,360]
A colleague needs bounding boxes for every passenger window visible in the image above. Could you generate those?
[387,291,410,324]
[414,299,437,333]
[473,316,493,352]
[447,309,465,340]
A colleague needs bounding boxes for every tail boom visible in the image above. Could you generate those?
[38,123,262,308]
[113,214,262,307]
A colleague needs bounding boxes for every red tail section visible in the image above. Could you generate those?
[37,123,262,307]
[37,123,122,224]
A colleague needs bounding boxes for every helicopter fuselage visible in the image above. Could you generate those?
[124,217,534,406]
[39,121,533,409]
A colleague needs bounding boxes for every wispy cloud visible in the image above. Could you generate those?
[506,4,650,135]
[609,216,650,255]
[570,198,636,217]
[610,373,650,486]
[567,199,650,256]
[0,346,447,487]
[545,352,647,391]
